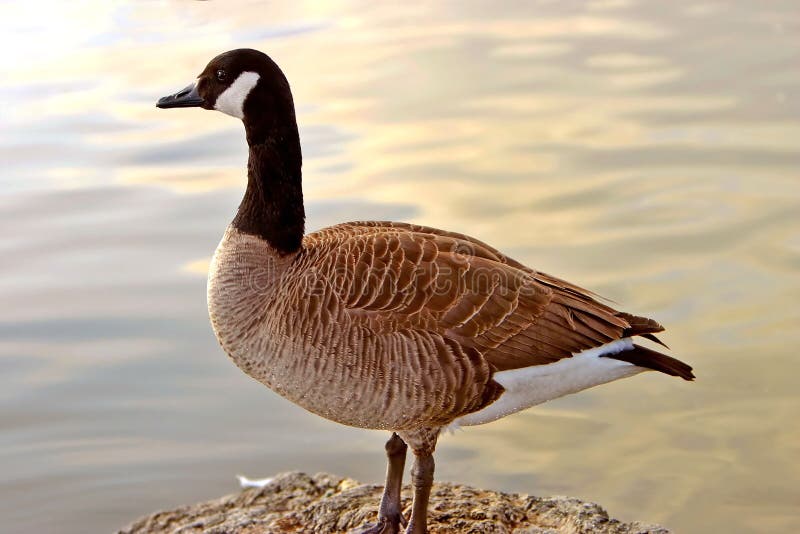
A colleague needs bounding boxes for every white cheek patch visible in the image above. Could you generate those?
[214,71,260,119]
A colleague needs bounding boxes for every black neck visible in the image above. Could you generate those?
[231,121,305,255]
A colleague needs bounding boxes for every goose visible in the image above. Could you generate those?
[156,48,694,534]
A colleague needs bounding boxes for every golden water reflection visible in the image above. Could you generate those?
[1,1,798,533]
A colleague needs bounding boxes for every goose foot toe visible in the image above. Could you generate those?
[354,512,406,534]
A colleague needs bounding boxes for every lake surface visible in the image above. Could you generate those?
[1,1,798,533]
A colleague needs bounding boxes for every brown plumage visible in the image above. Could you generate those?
[157,48,694,534]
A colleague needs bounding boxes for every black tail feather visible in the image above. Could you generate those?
[618,313,670,349]
[604,343,695,381]
[640,332,669,349]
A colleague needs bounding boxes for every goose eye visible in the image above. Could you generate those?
[216,69,227,82]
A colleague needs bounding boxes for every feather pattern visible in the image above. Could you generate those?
[208,221,693,434]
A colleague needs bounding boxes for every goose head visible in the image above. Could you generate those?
[156,48,297,135]
[157,48,304,253]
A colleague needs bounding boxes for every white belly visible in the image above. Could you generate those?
[452,338,645,428]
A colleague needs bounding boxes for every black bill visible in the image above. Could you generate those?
[156,82,204,109]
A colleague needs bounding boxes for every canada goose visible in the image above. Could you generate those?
[157,48,693,534]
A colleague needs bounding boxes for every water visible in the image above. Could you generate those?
[1,1,798,532]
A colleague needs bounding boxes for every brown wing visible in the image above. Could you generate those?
[304,222,692,383]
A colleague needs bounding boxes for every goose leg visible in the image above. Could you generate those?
[357,433,408,534]
[395,428,439,534]
[405,451,434,534]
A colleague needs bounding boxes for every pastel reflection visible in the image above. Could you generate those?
[0,1,798,533]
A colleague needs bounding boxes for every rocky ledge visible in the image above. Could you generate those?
[119,471,669,534]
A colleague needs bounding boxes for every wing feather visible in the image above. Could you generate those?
[302,221,690,422]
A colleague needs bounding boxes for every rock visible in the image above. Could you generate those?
[118,472,670,534]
